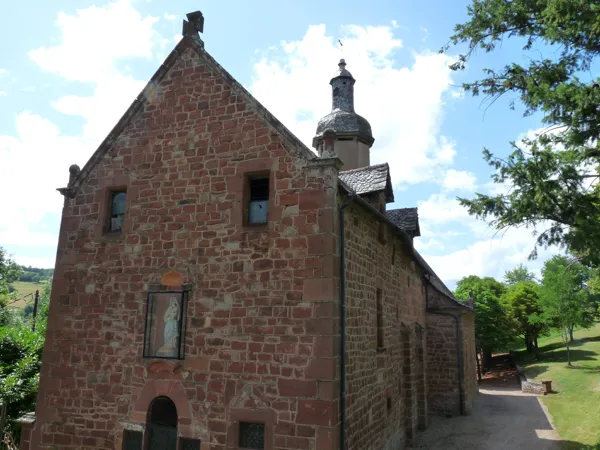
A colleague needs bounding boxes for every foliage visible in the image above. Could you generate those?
[501,281,546,351]
[445,0,600,264]
[455,275,512,362]
[504,264,536,286]
[536,255,597,365]
[0,249,23,327]
[16,267,53,284]
[0,326,44,427]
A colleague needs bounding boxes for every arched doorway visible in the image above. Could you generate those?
[147,396,178,450]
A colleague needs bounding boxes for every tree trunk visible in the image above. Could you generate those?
[569,326,575,342]
[525,334,532,352]
[482,349,493,370]
[476,352,482,382]
[566,342,572,366]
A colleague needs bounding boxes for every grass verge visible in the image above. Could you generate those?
[513,323,600,448]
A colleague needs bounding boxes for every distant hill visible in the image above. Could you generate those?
[6,267,54,305]
[17,266,54,283]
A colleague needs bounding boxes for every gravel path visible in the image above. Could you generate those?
[415,354,562,450]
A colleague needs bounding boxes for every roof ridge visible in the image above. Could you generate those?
[387,207,417,212]
[339,162,389,174]
[66,35,316,194]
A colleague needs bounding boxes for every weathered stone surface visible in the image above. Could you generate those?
[32,36,339,450]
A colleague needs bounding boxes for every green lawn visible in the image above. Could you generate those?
[513,323,600,448]
[8,281,42,308]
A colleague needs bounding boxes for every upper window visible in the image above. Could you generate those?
[248,177,269,225]
[109,190,127,233]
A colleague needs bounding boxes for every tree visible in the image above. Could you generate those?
[537,255,597,365]
[504,264,536,286]
[0,248,22,326]
[455,275,512,369]
[0,281,50,441]
[501,281,545,353]
[0,326,44,437]
[445,0,600,264]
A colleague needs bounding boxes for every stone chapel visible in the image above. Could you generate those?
[19,11,476,450]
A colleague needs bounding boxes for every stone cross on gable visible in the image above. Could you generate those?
[182,11,204,37]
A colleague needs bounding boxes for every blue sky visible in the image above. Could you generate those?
[0,0,559,288]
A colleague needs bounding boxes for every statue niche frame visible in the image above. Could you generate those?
[143,291,187,360]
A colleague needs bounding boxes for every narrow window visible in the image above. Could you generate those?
[248,177,269,225]
[391,244,396,265]
[109,190,127,233]
[376,288,384,349]
[378,223,386,243]
[239,422,265,449]
[378,203,386,244]
[387,396,392,412]
[122,430,143,450]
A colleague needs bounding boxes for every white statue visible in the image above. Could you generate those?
[157,296,180,356]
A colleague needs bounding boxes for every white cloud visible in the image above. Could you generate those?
[423,224,562,286]
[418,193,472,226]
[418,172,563,287]
[0,1,163,251]
[28,0,159,144]
[29,0,158,84]
[0,91,7,97]
[250,23,459,188]
[0,69,7,77]
[415,238,445,252]
[441,169,477,192]
[0,112,93,236]
[164,13,176,21]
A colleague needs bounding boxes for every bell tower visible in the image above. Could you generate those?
[313,59,374,170]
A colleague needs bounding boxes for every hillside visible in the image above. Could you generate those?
[6,265,53,309]
[7,281,42,308]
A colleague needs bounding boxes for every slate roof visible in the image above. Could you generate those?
[316,110,372,140]
[339,163,394,203]
[387,208,421,237]
[315,59,373,140]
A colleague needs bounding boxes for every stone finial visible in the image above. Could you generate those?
[68,164,80,184]
[182,11,204,37]
[468,289,475,308]
[321,129,337,158]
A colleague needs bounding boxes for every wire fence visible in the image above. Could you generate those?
[6,292,34,307]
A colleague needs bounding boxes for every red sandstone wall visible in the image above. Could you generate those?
[426,289,476,418]
[461,313,477,414]
[341,199,427,449]
[426,310,459,417]
[32,38,342,450]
